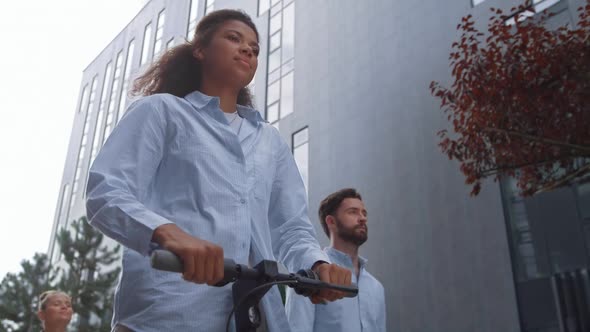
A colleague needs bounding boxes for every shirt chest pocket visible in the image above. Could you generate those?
[251,143,275,201]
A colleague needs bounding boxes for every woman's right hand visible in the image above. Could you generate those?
[152,224,224,285]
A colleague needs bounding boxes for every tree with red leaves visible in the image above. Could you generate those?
[430,0,590,196]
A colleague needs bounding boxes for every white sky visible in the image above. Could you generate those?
[0,0,147,278]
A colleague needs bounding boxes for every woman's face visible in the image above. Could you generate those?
[197,20,259,89]
[38,294,73,326]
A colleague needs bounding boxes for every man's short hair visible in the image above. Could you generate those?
[318,188,362,237]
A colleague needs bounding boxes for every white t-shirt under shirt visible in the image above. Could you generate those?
[223,111,243,134]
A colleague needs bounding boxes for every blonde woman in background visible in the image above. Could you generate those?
[37,290,73,332]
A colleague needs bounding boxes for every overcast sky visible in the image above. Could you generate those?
[0,0,147,278]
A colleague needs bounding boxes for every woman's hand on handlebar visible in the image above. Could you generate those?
[152,224,224,285]
[311,262,352,304]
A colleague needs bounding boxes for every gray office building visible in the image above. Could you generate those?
[49,0,590,331]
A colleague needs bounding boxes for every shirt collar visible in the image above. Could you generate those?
[325,247,368,270]
[185,90,266,124]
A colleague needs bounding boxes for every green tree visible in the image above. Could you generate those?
[0,253,57,332]
[56,217,120,332]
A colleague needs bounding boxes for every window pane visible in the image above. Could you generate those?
[91,62,113,162]
[258,0,270,16]
[282,58,294,74]
[268,68,281,84]
[280,71,293,118]
[269,48,281,72]
[78,85,89,113]
[293,127,308,147]
[270,31,281,52]
[270,12,281,34]
[140,23,153,65]
[282,3,294,63]
[271,1,282,16]
[271,0,281,5]
[205,0,215,15]
[267,80,280,105]
[153,10,166,55]
[267,102,279,123]
[294,142,309,192]
[187,0,200,38]
[534,0,560,12]
[86,83,96,113]
[189,0,199,22]
[166,37,175,50]
[117,41,135,122]
[104,52,124,141]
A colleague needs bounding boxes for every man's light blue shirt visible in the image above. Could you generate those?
[285,247,386,332]
[86,91,329,331]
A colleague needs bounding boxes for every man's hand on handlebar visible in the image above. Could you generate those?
[311,262,352,304]
[152,224,225,286]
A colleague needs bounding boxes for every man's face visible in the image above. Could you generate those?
[332,198,368,246]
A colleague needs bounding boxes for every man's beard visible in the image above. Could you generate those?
[335,219,368,246]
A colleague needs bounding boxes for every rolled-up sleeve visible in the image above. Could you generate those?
[85,97,173,256]
[268,136,330,272]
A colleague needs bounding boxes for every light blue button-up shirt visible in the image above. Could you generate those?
[85,91,329,331]
[285,247,386,332]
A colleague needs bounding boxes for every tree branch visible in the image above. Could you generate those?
[478,156,569,177]
[482,127,590,153]
[538,162,590,193]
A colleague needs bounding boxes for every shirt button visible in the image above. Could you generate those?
[240,198,246,204]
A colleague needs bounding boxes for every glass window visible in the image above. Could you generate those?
[71,72,96,209]
[268,48,281,73]
[293,127,309,193]
[82,77,99,143]
[266,102,279,123]
[78,85,89,113]
[258,0,270,16]
[280,71,293,118]
[282,3,294,63]
[90,62,113,163]
[187,0,200,39]
[505,9,536,26]
[118,41,135,122]
[140,22,153,65]
[153,10,166,55]
[268,68,281,84]
[293,126,308,147]
[500,176,543,282]
[270,31,281,52]
[270,12,281,34]
[282,58,294,74]
[271,0,281,6]
[533,0,560,12]
[267,80,280,105]
[205,0,215,15]
[104,51,124,142]
[166,37,175,50]
[270,1,282,16]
